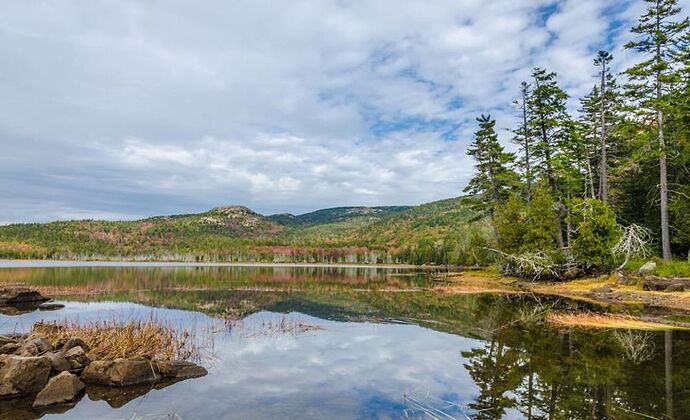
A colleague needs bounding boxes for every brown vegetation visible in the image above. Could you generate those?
[32,318,207,361]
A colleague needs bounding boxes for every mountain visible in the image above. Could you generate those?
[0,199,485,264]
[268,206,411,227]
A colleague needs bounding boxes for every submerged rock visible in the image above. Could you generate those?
[33,371,85,407]
[38,303,65,311]
[86,379,180,409]
[155,360,207,379]
[0,287,50,305]
[81,358,160,387]
[0,355,51,398]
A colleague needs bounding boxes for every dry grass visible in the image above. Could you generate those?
[32,317,210,361]
[547,312,686,331]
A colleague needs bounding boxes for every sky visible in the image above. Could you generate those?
[1,0,688,223]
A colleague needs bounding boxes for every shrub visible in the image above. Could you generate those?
[568,198,621,269]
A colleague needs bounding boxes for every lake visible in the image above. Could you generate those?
[0,264,688,419]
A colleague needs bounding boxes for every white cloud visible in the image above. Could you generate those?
[1,0,688,221]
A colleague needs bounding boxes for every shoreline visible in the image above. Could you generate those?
[0,259,423,269]
[437,271,690,315]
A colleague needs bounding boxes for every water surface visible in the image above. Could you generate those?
[0,264,688,419]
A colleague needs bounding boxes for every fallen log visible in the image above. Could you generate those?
[642,276,690,292]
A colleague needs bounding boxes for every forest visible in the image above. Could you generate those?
[463,0,690,278]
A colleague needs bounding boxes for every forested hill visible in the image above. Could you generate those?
[0,199,486,264]
[268,206,411,226]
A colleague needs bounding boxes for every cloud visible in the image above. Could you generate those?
[1,0,687,221]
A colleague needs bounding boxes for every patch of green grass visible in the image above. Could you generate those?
[663,314,690,323]
[625,258,690,278]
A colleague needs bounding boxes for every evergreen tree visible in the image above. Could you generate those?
[527,68,571,247]
[624,0,689,260]
[578,86,602,199]
[522,182,558,253]
[512,81,534,202]
[568,198,621,269]
[494,195,527,255]
[464,114,519,218]
[593,50,616,203]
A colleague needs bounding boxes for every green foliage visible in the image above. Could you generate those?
[522,183,558,253]
[568,198,621,268]
[463,114,519,216]
[493,195,527,255]
[527,68,570,186]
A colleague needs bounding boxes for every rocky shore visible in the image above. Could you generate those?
[0,287,208,417]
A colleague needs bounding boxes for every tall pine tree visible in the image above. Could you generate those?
[512,81,534,202]
[625,0,689,260]
[464,114,519,218]
[527,68,570,248]
[594,50,614,203]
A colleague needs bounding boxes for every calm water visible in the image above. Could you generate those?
[0,264,688,419]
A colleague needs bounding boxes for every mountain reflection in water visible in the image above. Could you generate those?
[0,265,687,419]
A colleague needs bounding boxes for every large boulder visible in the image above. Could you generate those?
[32,371,85,407]
[63,346,90,371]
[16,337,51,356]
[81,358,160,387]
[0,355,51,398]
[45,352,71,373]
[0,342,21,355]
[60,337,89,353]
[0,287,50,305]
[638,261,657,275]
[155,360,207,379]
[0,336,18,347]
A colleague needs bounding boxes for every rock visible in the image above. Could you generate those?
[0,342,21,355]
[45,352,71,372]
[638,261,657,275]
[155,360,207,379]
[0,287,50,305]
[16,337,51,356]
[0,355,51,398]
[561,267,582,281]
[60,337,89,353]
[32,371,85,407]
[0,335,18,347]
[643,276,690,292]
[86,379,185,409]
[665,283,686,292]
[38,303,65,311]
[81,358,160,387]
[63,346,90,371]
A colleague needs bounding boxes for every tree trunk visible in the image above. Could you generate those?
[659,109,672,260]
[599,58,609,203]
[522,85,531,202]
[656,16,672,261]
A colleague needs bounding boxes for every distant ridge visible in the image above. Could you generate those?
[0,197,484,264]
[268,206,411,227]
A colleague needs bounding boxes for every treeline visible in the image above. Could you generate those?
[464,0,690,277]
